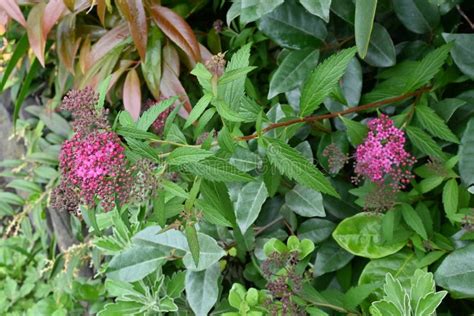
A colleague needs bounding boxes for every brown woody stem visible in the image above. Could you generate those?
[237,86,431,141]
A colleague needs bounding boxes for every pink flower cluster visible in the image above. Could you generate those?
[59,131,132,211]
[52,88,133,214]
[353,115,415,191]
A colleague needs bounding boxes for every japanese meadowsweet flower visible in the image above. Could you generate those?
[59,131,133,212]
[61,87,109,134]
[353,115,415,192]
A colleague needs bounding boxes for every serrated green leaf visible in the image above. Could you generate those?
[406,126,446,160]
[300,47,357,116]
[182,157,253,182]
[404,44,452,92]
[219,66,256,85]
[400,203,428,240]
[184,94,213,129]
[167,147,213,166]
[137,97,176,131]
[263,137,338,197]
[268,48,320,98]
[213,99,245,122]
[415,105,459,143]
[96,75,112,110]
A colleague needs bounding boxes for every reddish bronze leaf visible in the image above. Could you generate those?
[26,2,46,67]
[116,0,147,60]
[78,36,91,74]
[86,22,129,71]
[43,0,67,39]
[149,5,201,65]
[123,68,142,121]
[200,43,212,63]
[0,0,26,27]
[160,44,192,117]
[57,14,79,73]
[109,60,134,94]
[96,0,106,25]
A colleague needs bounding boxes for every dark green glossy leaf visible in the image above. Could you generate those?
[257,0,327,49]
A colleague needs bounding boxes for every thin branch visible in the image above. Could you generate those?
[237,87,431,141]
[457,5,474,29]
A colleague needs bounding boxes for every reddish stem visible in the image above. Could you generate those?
[237,87,431,141]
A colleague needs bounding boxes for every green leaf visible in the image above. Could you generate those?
[415,104,459,143]
[442,179,458,222]
[167,147,213,166]
[0,192,24,206]
[343,283,380,311]
[141,27,162,99]
[137,97,176,131]
[183,233,226,271]
[219,66,256,85]
[268,48,320,99]
[431,98,466,121]
[200,180,236,225]
[340,117,368,146]
[98,302,143,316]
[184,93,213,129]
[332,213,407,259]
[235,180,268,233]
[359,250,419,299]
[195,199,232,227]
[364,23,396,68]
[342,58,363,106]
[400,203,428,240]
[299,0,332,22]
[107,246,166,282]
[185,263,220,316]
[355,0,377,58]
[442,33,474,79]
[161,180,189,199]
[392,0,439,34]
[257,0,327,50]
[298,218,335,243]
[0,34,28,92]
[182,157,253,182]
[406,126,446,160]
[459,117,474,189]
[7,179,41,194]
[300,47,357,116]
[404,44,451,92]
[415,291,447,316]
[229,147,262,172]
[96,75,112,110]
[219,43,251,110]
[13,57,41,124]
[125,138,160,162]
[263,137,338,197]
[117,126,159,140]
[314,238,354,277]
[285,184,325,217]
[185,225,200,267]
[435,243,474,298]
[213,99,245,122]
[239,0,284,23]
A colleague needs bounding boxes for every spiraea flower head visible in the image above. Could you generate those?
[61,87,109,134]
[353,114,415,192]
[59,131,132,212]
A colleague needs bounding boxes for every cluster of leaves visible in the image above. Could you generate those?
[1,0,474,315]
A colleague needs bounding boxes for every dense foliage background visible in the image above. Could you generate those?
[1,0,474,315]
